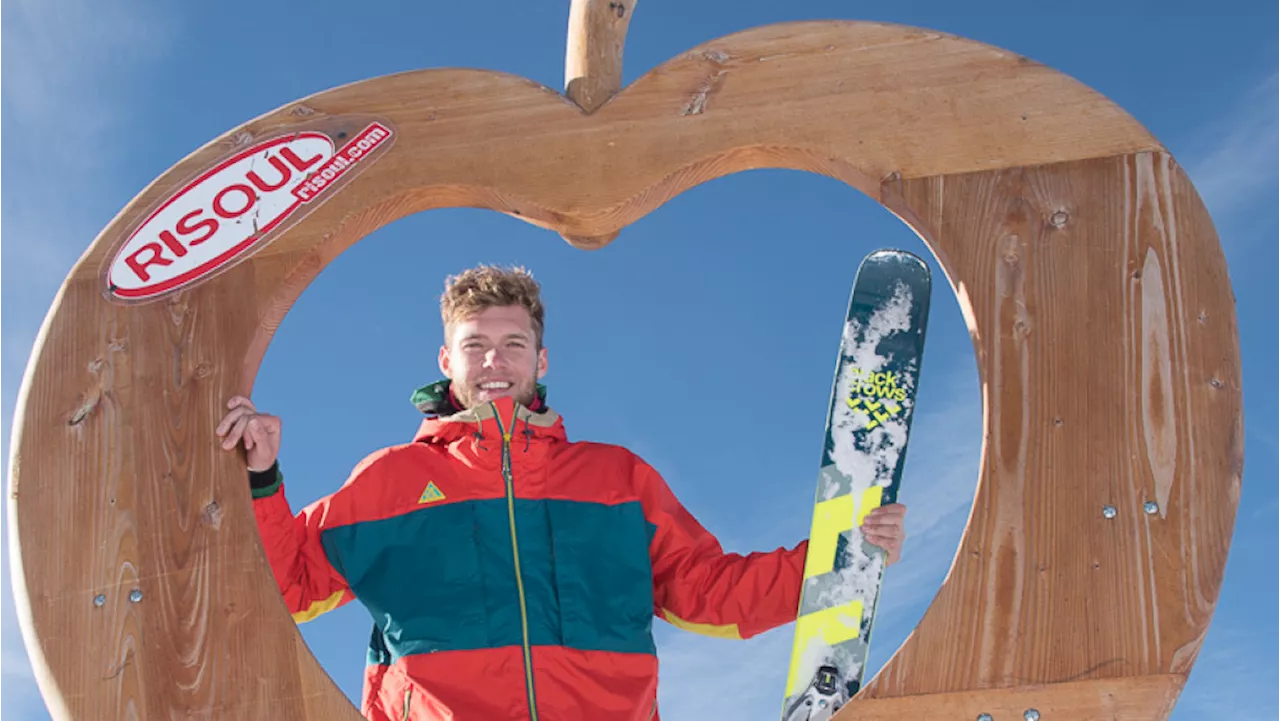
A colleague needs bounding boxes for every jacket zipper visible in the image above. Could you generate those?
[494,404,539,720]
[401,688,412,720]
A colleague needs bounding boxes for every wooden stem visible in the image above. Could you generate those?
[560,0,635,247]
[565,0,634,113]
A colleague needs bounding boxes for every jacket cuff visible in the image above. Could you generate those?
[249,461,283,499]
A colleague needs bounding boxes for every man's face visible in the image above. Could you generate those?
[439,304,548,410]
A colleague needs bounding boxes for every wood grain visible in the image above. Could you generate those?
[838,674,1184,720]
[8,18,1238,721]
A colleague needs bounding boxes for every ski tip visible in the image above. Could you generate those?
[857,248,933,281]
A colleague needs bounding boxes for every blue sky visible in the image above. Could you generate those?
[2,0,1275,719]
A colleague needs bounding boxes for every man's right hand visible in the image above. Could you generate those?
[216,396,282,472]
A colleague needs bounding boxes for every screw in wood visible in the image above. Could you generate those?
[978,715,994,721]
[129,589,143,603]
[1103,505,1117,519]
[1144,501,1159,515]
[93,594,106,607]
[1025,710,1041,721]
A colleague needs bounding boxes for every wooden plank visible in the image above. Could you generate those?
[59,20,1163,278]
[861,154,1240,698]
[7,18,1236,721]
[841,674,1184,720]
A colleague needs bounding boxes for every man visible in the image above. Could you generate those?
[217,265,907,721]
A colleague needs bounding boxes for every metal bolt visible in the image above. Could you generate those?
[1025,710,1041,721]
[1050,210,1069,227]
[129,589,143,603]
[1102,505,1117,519]
[978,714,994,721]
[93,594,106,607]
[1144,501,1159,515]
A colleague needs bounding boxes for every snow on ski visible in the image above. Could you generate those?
[781,249,932,721]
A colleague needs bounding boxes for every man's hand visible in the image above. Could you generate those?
[860,503,907,565]
[216,396,281,472]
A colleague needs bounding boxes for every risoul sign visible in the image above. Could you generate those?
[106,122,393,300]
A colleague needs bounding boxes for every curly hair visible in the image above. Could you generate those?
[440,264,546,348]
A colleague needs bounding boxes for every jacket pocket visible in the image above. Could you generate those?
[546,499,655,654]
[353,502,489,655]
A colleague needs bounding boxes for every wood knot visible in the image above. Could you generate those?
[1209,377,1223,389]
[290,105,314,116]
[68,390,101,426]
[195,363,213,380]
[203,502,224,530]
[608,1,626,18]
[1053,417,1063,427]
[700,49,729,64]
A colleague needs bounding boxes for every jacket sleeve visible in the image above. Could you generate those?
[250,462,356,624]
[636,458,808,640]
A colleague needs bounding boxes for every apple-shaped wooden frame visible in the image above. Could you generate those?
[9,5,1242,720]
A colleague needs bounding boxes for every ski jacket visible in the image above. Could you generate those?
[251,382,808,721]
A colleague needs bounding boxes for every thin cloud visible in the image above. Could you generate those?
[1173,626,1279,720]
[1184,72,1279,222]
[655,625,793,719]
[2,2,175,719]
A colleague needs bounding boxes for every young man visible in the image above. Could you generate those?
[217,265,907,721]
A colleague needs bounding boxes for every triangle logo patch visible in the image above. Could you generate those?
[418,481,446,504]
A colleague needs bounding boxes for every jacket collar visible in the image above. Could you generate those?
[409,379,565,445]
[410,379,547,416]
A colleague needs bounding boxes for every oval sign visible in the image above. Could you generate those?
[106,122,393,300]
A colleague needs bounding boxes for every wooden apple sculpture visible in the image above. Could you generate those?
[9,2,1241,719]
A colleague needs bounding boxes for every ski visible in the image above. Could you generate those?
[781,249,932,721]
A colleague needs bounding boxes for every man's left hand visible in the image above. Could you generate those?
[860,503,907,565]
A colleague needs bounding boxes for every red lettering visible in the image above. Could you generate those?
[125,243,173,283]
[245,155,293,192]
[280,146,323,172]
[158,230,187,258]
[176,208,219,246]
[213,183,255,219]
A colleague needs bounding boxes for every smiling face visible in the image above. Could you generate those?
[439,304,548,410]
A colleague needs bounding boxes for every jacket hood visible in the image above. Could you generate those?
[409,379,566,445]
